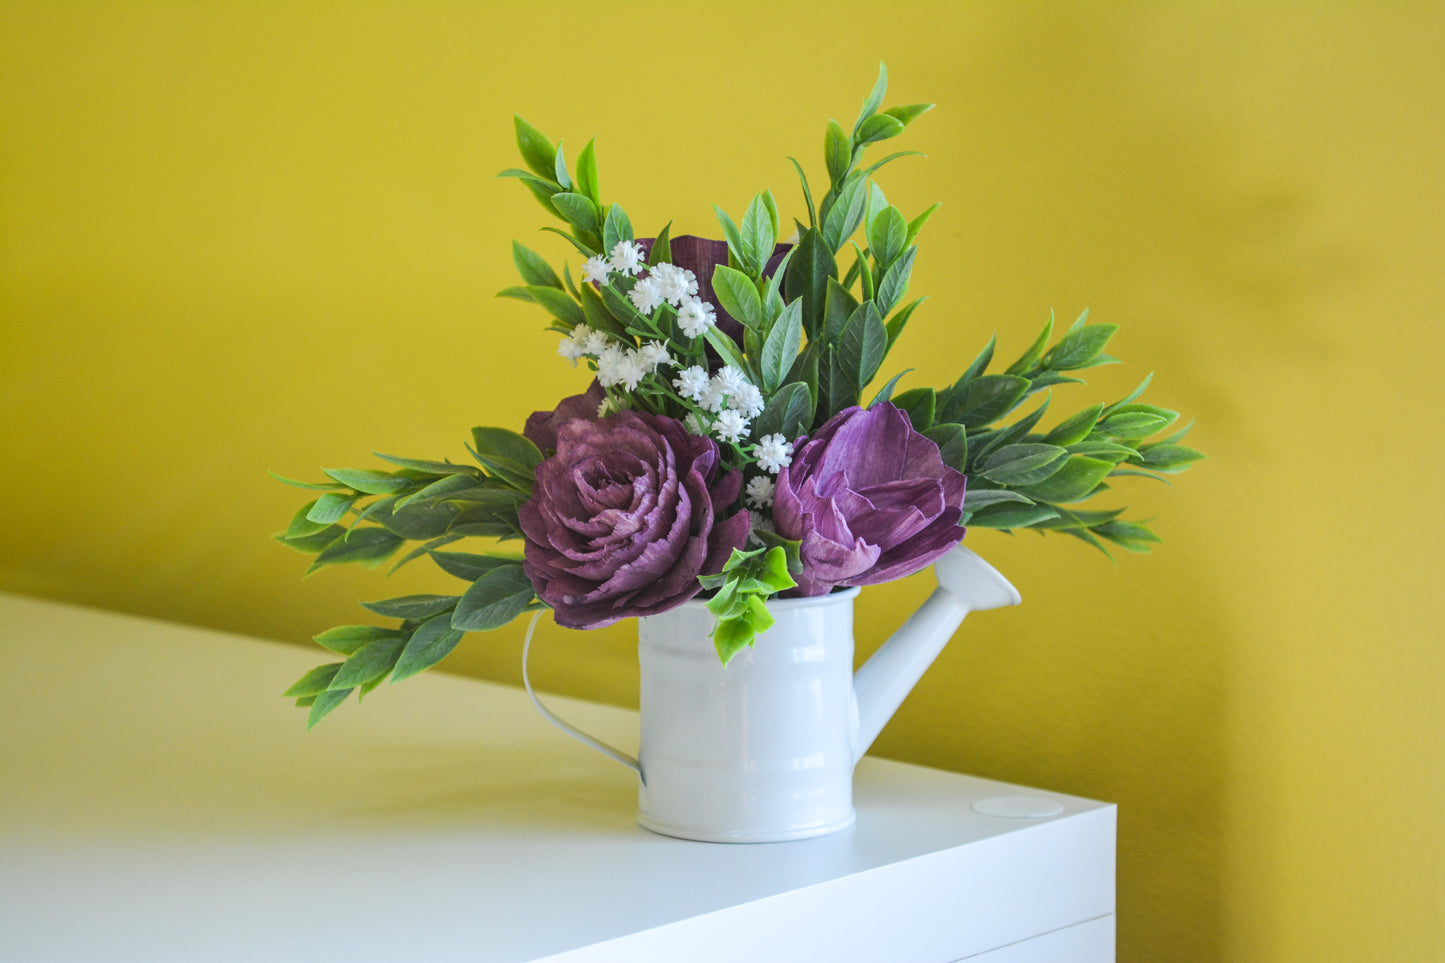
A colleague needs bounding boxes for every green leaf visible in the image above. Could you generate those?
[306,491,359,525]
[1134,443,1206,474]
[882,103,934,127]
[904,202,942,248]
[892,386,935,431]
[838,301,887,396]
[1042,404,1104,447]
[1096,404,1178,440]
[429,550,524,581]
[601,203,632,255]
[786,156,816,228]
[371,453,477,476]
[470,427,543,481]
[511,241,562,289]
[391,613,465,683]
[283,663,341,698]
[1103,373,1156,418]
[863,150,926,176]
[855,112,905,146]
[867,368,912,408]
[822,277,860,344]
[306,687,352,729]
[513,115,557,180]
[753,381,814,443]
[760,300,804,393]
[923,422,968,473]
[359,594,459,620]
[868,206,908,273]
[274,523,346,555]
[712,204,746,268]
[739,191,777,280]
[961,488,1036,512]
[270,471,346,491]
[824,120,851,186]
[308,528,404,571]
[552,141,571,190]
[967,502,1062,530]
[452,565,534,631]
[575,137,600,203]
[1006,312,1055,376]
[978,444,1069,486]
[1094,520,1164,553]
[320,468,409,495]
[370,498,463,540]
[713,615,755,666]
[702,326,753,380]
[550,192,600,236]
[783,228,837,339]
[942,374,1030,428]
[539,225,599,258]
[1044,323,1119,370]
[396,472,483,510]
[711,264,763,330]
[874,245,915,315]
[851,62,888,137]
[285,501,331,539]
[330,636,406,690]
[821,172,867,254]
[313,624,404,656]
[1017,456,1115,504]
[648,221,672,266]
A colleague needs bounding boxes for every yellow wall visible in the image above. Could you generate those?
[3,3,1440,958]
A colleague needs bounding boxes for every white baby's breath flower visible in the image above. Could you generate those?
[582,255,610,285]
[628,276,664,315]
[557,327,589,366]
[581,330,611,357]
[700,379,727,413]
[673,364,709,401]
[596,344,629,387]
[729,383,765,419]
[615,349,650,391]
[713,409,749,444]
[713,366,749,399]
[651,262,699,305]
[745,475,775,509]
[638,340,672,369]
[676,298,716,338]
[753,433,794,474]
[607,240,646,277]
[684,410,710,436]
[597,396,616,418]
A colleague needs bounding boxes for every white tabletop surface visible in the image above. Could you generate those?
[0,593,1114,962]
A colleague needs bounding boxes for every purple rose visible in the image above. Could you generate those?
[773,403,968,597]
[520,410,751,628]
[523,381,605,454]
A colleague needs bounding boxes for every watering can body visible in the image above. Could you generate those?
[525,545,1021,843]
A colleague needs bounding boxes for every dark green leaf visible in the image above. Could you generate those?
[1017,456,1115,503]
[370,498,462,540]
[760,300,803,393]
[825,120,851,186]
[452,565,534,631]
[602,203,632,255]
[320,468,409,495]
[739,191,777,280]
[923,422,968,473]
[867,368,912,408]
[273,523,346,555]
[576,137,600,203]
[783,228,837,339]
[868,206,908,273]
[306,687,352,729]
[838,301,887,396]
[391,613,465,683]
[648,221,672,266]
[1042,404,1104,447]
[942,374,1030,428]
[966,502,1061,530]
[786,156,816,228]
[511,241,562,289]
[283,663,341,698]
[308,528,404,571]
[874,245,915,315]
[753,381,814,443]
[1005,312,1055,376]
[979,444,1070,486]
[550,192,600,236]
[471,427,542,475]
[821,172,866,253]
[330,636,406,690]
[1044,323,1119,370]
[430,550,524,582]
[961,488,1036,511]
[892,386,935,431]
[712,264,763,330]
[884,297,925,352]
[360,594,459,620]
[1134,444,1206,473]
[1097,403,1178,440]
[1094,520,1164,553]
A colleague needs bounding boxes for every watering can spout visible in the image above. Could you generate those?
[851,546,1021,763]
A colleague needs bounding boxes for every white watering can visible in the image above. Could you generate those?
[524,545,1021,842]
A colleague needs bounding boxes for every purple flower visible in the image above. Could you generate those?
[773,403,967,596]
[523,381,605,454]
[637,235,790,346]
[520,410,751,628]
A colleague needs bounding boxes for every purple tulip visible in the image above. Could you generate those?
[520,410,751,628]
[773,403,968,596]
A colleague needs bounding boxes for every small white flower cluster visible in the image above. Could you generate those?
[741,433,794,510]
[557,325,673,392]
[585,241,718,339]
[673,364,765,444]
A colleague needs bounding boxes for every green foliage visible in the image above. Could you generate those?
[277,64,1203,726]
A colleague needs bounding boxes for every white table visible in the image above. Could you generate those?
[0,593,1114,961]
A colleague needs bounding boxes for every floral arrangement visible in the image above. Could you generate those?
[276,66,1202,728]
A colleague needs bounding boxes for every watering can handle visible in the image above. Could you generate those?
[521,612,642,778]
